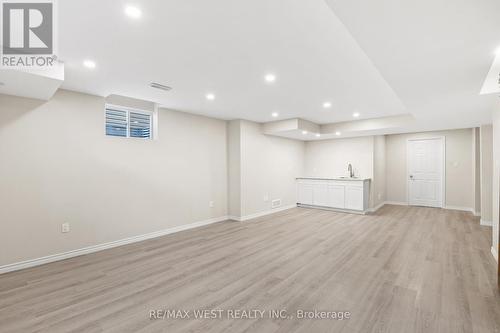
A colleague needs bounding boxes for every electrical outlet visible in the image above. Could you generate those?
[209,201,214,208]
[61,223,70,233]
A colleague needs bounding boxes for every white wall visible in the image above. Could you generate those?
[480,125,493,224]
[239,120,304,217]
[492,106,500,261]
[385,129,474,209]
[473,128,481,215]
[304,136,376,207]
[373,135,386,207]
[304,136,374,179]
[0,90,228,266]
[303,135,387,209]
[227,120,241,217]
[0,89,486,267]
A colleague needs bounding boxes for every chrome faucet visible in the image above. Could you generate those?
[348,163,354,178]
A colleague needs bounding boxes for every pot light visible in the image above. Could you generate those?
[206,93,215,100]
[323,102,332,108]
[315,133,321,138]
[335,131,341,136]
[271,112,279,118]
[83,60,96,69]
[125,5,142,19]
[265,74,276,83]
[353,112,360,118]
[302,130,308,135]
[496,47,500,55]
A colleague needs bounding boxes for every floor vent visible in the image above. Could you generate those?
[271,199,282,208]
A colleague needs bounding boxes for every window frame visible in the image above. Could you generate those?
[104,104,154,140]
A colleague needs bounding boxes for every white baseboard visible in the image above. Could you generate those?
[492,246,498,262]
[386,202,477,214]
[297,204,366,215]
[229,204,296,222]
[480,219,492,227]
[384,201,408,206]
[369,202,479,216]
[445,205,475,214]
[367,202,386,213]
[0,215,229,275]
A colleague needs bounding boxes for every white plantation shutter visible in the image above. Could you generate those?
[105,108,127,137]
[129,112,152,138]
[105,105,153,139]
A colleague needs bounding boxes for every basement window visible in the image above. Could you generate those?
[105,105,153,139]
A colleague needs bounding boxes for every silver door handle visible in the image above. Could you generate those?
[409,175,414,180]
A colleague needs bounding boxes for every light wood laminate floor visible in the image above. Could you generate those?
[1,205,499,333]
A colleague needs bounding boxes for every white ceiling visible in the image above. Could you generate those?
[55,0,500,132]
[325,0,500,131]
[0,64,64,100]
[481,54,500,95]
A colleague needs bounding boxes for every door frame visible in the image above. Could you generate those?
[406,136,446,208]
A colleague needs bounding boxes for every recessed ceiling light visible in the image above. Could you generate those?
[323,102,332,108]
[271,112,279,118]
[206,93,215,100]
[315,133,321,138]
[335,131,341,136]
[125,5,142,19]
[353,112,360,118]
[495,47,500,55]
[83,60,96,69]
[265,74,276,83]
[302,130,308,135]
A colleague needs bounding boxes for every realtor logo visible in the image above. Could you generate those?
[1,0,56,67]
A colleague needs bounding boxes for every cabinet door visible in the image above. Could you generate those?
[313,183,328,207]
[327,185,345,208]
[345,185,364,211]
[298,183,314,205]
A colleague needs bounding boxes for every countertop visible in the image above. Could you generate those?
[296,177,371,181]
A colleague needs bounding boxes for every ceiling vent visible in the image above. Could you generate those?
[149,82,172,91]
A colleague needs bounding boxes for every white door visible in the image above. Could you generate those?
[327,185,345,208]
[298,182,313,205]
[407,138,444,208]
[313,183,328,207]
[345,185,364,211]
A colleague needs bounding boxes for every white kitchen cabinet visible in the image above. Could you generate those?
[345,185,364,211]
[312,182,328,206]
[297,182,314,205]
[297,178,370,213]
[327,184,345,208]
